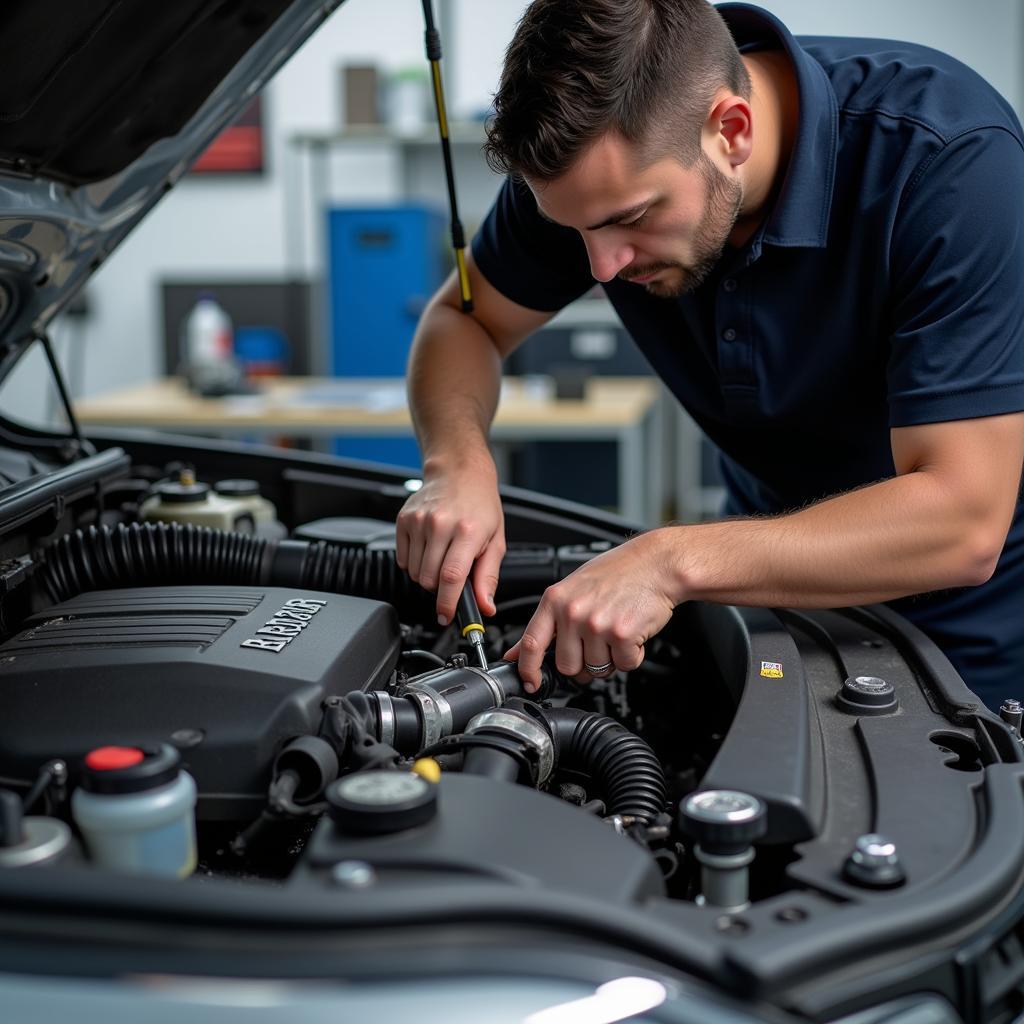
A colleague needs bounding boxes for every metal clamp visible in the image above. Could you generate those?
[403,681,454,738]
[403,688,445,749]
[370,692,396,747]
[466,708,554,784]
[464,665,506,707]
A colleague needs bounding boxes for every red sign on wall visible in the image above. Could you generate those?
[192,96,265,175]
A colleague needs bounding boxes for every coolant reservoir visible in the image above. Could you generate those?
[213,479,284,538]
[71,744,197,878]
[140,469,263,533]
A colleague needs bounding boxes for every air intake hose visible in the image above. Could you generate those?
[37,522,430,614]
[540,706,667,824]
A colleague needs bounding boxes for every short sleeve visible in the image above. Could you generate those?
[471,176,595,312]
[886,127,1024,427]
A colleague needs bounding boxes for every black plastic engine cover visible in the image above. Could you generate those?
[298,773,666,905]
[0,586,401,817]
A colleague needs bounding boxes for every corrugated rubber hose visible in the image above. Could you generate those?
[540,706,667,824]
[37,522,431,615]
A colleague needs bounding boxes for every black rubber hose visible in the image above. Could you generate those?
[38,523,271,603]
[540,706,667,824]
[290,539,429,613]
[36,523,432,616]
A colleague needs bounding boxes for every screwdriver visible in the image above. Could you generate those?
[456,584,489,670]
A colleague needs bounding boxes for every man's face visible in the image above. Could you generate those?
[526,132,744,298]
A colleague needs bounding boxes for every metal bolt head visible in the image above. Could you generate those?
[331,860,376,889]
[685,790,762,824]
[852,833,898,864]
[1000,698,1023,720]
[843,833,905,889]
[999,699,1023,734]
[45,760,68,785]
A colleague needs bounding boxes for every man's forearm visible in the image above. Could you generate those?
[666,471,1005,608]
[507,414,1024,689]
[407,303,504,474]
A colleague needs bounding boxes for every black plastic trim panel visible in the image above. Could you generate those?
[0,446,128,534]
[698,606,825,843]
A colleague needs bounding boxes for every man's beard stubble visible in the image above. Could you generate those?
[623,154,743,299]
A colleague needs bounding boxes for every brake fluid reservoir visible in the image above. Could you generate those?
[71,744,197,878]
[140,469,258,533]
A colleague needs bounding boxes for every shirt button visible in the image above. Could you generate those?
[722,327,737,341]
[722,278,738,292]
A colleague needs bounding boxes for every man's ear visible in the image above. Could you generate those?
[707,95,753,168]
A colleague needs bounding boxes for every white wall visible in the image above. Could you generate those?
[18,0,1021,419]
[757,0,1023,108]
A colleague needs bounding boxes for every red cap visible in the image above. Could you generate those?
[85,746,146,771]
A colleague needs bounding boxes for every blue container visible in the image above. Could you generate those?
[327,205,446,468]
[234,325,289,377]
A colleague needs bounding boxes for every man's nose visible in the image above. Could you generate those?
[582,234,633,282]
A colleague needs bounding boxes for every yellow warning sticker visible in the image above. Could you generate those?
[760,661,784,678]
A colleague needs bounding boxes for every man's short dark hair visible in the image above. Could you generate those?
[484,0,751,181]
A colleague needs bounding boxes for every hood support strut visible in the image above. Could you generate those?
[36,333,83,452]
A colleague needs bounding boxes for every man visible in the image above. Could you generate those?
[396,0,1024,710]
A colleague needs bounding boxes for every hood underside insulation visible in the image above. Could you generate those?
[0,0,293,185]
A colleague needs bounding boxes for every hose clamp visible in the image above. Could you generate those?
[371,692,396,747]
[403,689,445,749]
[403,681,454,738]
[466,708,554,784]
[464,666,506,707]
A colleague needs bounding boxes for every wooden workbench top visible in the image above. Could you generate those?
[74,376,659,431]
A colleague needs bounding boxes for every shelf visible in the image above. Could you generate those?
[290,123,487,151]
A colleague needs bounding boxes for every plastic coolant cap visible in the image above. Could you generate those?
[214,478,260,497]
[85,746,146,771]
[412,758,442,784]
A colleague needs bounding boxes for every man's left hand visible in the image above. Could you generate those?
[504,529,682,691]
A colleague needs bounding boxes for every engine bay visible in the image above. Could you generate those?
[2,435,1024,1021]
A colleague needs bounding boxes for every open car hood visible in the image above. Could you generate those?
[0,6,1023,1020]
[0,0,339,375]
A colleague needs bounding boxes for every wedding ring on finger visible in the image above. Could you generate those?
[584,660,615,677]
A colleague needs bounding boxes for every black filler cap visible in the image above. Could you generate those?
[79,743,181,795]
[838,675,898,715]
[214,479,261,498]
[679,789,767,855]
[327,770,437,836]
[155,479,210,505]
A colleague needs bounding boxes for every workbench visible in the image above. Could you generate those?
[74,376,664,526]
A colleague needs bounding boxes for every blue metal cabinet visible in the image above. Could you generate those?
[326,205,445,468]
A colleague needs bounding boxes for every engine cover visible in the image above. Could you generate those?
[0,586,401,817]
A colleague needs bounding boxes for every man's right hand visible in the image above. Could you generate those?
[395,454,506,625]
[399,252,557,625]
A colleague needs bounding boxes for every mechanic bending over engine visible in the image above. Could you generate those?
[396,0,1024,711]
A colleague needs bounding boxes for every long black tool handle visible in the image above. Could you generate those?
[421,0,473,313]
[457,583,489,670]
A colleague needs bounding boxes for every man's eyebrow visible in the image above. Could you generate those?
[585,201,650,231]
[535,200,651,231]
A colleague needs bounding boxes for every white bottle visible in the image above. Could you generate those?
[182,292,240,394]
[71,744,197,878]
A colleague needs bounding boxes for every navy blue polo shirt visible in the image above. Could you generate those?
[471,3,1024,710]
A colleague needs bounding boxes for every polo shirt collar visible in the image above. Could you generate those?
[717,3,838,250]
